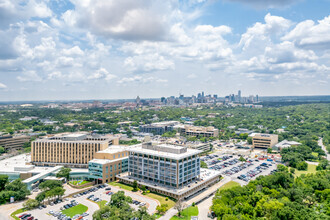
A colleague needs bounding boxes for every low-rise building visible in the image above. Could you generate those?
[0,135,30,151]
[176,125,219,137]
[139,121,179,135]
[88,146,130,183]
[251,133,278,149]
[272,140,301,152]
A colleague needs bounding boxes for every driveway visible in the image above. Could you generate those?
[319,138,330,161]
[15,184,159,220]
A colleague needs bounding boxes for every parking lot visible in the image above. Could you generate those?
[201,153,278,186]
[18,183,158,220]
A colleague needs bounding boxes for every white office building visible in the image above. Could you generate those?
[128,143,201,188]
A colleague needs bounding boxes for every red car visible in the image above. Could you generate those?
[19,213,27,218]
[27,217,34,220]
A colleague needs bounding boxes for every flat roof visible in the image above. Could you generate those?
[96,145,130,154]
[89,157,128,165]
[130,144,202,160]
[23,166,63,183]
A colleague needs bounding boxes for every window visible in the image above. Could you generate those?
[113,155,116,159]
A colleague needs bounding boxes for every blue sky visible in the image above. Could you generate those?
[0,0,329,101]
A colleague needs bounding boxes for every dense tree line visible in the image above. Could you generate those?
[0,175,30,204]
[1,104,328,142]
[281,138,326,170]
[211,169,330,220]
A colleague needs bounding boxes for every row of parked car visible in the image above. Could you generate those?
[222,161,253,176]
[237,163,273,182]
[132,200,146,207]
[87,194,102,202]
[73,184,107,198]
[18,213,36,220]
[210,158,240,171]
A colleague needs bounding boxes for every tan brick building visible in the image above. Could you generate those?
[252,133,278,149]
[88,146,129,183]
[31,133,118,168]
[176,125,219,137]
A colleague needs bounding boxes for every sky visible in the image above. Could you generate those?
[0,0,329,101]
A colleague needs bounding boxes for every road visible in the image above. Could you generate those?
[159,177,232,220]
[319,138,330,161]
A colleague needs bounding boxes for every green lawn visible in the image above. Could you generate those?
[146,193,176,209]
[170,206,199,220]
[219,181,240,191]
[69,180,91,185]
[97,200,108,208]
[11,208,26,220]
[293,164,317,177]
[61,204,88,217]
[311,152,319,157]
[109,182,134,191]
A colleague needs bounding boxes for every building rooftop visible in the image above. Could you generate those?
[130,143,202,160]
[96,145,130,154]
[275,140,301,148]
[89,157,128,165]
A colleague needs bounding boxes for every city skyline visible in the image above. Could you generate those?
[0,0,329,101]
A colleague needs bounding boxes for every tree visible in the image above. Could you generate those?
[296,161,308,170]
[247,137,253,145]
[290,167,295,174]
[56,167,71,180]
[267,148,272,154]
[0,175,8,191]
[4,179,30,201]
[23,199,39,210]
[174,199,186,217]
[277,164,288,173]
[141,185,146,193]
[132,180,138,191]
[110,191,132,208]
[200,161,208,168]
[239,156,246,162]
[39,180,62,191]
[36,192,46,203]
[0,146,5,154]
[156,204,169,215]
[316,160,329,170]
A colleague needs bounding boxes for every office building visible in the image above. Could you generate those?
[176,125,219,137]
[31,133,119,168]
[251,133,278,149]
[88,146,129,183]
[0,135,30,151]
[128,143,201,188]
[139,121,179,135]
[118,143,221,200]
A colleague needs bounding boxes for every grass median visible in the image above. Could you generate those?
[170,206,198,220]
[61,204,88,217]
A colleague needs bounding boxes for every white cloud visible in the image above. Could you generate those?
[0,82,7,89]
[66,0,171,41]
[118,76,168,84]
[88,68,117,81]
[124,54,175,73]
[62,46,84,57]
[17,70,42,82]
[282,15,330,50]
